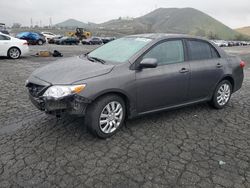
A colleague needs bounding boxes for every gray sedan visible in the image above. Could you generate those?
[26,34,245,138]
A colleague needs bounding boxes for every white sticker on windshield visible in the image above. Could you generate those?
[135,38,152,42]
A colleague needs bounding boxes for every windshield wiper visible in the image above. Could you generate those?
[86,55,105,64]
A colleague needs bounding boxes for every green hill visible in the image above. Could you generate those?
[236,26,250,36]
[55,19,88,28]
[99,8,240,40]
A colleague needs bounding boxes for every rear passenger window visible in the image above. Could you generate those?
[0,35,10,40]
[143,40,184,65]
[187,40,220,61]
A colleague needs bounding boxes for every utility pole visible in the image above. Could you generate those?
[49,17,52,28]
[30,18,33,28]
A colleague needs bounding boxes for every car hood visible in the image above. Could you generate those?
[29,56,114,85]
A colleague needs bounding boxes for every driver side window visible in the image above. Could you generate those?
[143,40,184,65]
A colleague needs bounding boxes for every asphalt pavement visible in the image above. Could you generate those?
[0,44,250,188]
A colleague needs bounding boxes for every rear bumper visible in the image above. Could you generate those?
[29,94,91,117]
[20,46,29,56]
[233,71,244,93]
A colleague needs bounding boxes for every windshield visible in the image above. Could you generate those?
[88,37,152,63]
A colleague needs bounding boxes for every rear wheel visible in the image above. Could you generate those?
[8,47,21,59]
[210,80,232,109]
[85,95,126,138]
[38,40,43,45]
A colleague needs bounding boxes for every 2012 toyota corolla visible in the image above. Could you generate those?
[26,34,245,138]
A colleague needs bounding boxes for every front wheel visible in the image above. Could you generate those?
[85,95,126,138]
[210,80,232,109]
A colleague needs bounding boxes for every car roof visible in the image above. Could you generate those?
[17,31,37,35]
[127,33,206,40]
[42,31,54,34]
[0,32,11,37]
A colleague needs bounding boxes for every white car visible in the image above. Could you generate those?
[212,40,228,47]
[0,32,29,59]
[41,32,58,41]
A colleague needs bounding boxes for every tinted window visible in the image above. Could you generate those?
[187,40,219,61]
[0,35,10,40]
[143,40,184,65]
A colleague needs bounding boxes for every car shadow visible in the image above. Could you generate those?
[20,102,213,142]
[0,56,30,60]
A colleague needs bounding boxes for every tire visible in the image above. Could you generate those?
[210,80,232,109]
[85,95,126,138]
[8,47,21,59]
[38,40,43,45]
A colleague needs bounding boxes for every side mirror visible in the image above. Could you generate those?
[139,58,158,69]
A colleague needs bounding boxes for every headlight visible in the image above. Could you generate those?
[43,84,86,99]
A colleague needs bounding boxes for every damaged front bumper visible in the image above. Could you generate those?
[29,94,91,117]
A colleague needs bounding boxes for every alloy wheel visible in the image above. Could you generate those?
[9,48,20,59]
[217,83,231,106]
[99,101,123,134]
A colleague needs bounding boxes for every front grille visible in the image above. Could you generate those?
[26,83,47,97]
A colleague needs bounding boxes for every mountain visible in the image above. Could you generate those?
[55,19,89,28]
[99,8,239,40]
[235,26,250,36]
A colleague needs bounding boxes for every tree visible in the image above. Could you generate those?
[12,23,21,29]
[207,32,219,40]
[234,34,249,41]
[195,28,206,37]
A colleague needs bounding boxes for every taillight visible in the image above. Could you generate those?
[240,60,245,68]
[23,42,28,45]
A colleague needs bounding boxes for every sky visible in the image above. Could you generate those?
[0,0,250,28]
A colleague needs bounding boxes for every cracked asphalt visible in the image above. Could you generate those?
[0,44,250,188]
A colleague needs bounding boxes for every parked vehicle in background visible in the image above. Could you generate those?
[235,41,245,46]
[227,41,235,47]
[82,37,103,45]
[212,40,229,47]
[241,41,248,46]
[16,32,46,45]
[101,37,116,44]
[0,23,9,35]
[66,28,92,40]
[48,36,63,44]
[26,34,244,138]
[41,32,61,42]
[55,37,79,45]
[0,32,29,59]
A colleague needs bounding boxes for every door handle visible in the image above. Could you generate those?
[216,63,223,68]
[179,68,189,73]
